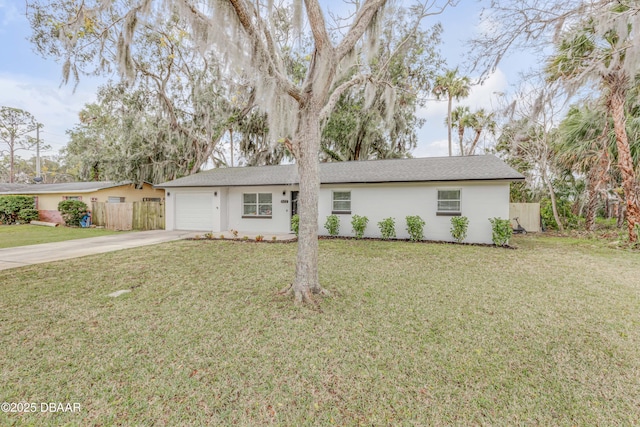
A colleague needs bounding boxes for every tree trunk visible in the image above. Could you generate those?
[607,74,639,242]
[9,135,15,183]
[584,179,598,231]
[447,96,453,157]
[542,166,564,233]
[468,130,482,156]
[230,128,234,167]
[457,125,464,156]
[617,200,626,229]
[585,146,610,231]
[292,104,323,303]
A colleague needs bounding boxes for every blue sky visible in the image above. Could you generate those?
[0,0,529,161]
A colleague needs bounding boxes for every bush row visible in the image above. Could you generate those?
[291,214,514,246]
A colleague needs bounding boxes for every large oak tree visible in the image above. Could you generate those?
[27,0,453,302]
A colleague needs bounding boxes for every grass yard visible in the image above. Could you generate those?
[1,237,638,425]
[0,224,120,249]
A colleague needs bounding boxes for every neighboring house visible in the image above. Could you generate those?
[157,155,524,244]
[0,181,165,224]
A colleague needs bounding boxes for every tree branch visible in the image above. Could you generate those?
[319,73,369,121]
[303,0,333,54]
[335,0,386,61]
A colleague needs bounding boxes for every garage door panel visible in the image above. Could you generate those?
[175,193,214,230]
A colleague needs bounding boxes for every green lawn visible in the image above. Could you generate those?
[0,224,120,249]
[1,237,638,425]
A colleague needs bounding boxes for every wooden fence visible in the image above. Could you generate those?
[92,201,164,231]
[509,203,541,232]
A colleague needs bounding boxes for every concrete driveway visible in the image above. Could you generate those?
[0,230,198,271]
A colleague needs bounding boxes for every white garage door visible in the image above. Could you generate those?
[175,193,214,230]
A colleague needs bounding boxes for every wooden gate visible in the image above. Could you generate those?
[133,201,165,230]
[91,201,164,231]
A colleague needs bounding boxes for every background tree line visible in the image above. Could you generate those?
[13,0,640,247]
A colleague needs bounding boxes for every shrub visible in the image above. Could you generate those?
[540,197,579,230]
[18,208,40,223]
[351,214,369,239]
[0,195,36,224]
[633,223,640,248]
[450,216,469,243]
[324,214,340,236]
[489,217,513,246]
[405,215,425,242]
[58,200,89,227]
[378,217,396,240]
[291,214,300,236]
[255,235,264,242]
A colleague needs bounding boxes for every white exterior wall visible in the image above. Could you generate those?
[219,187,229,231]
[317,181,510,244]
[226,186,295,234]
[165,181,511,244]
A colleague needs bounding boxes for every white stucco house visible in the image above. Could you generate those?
[156,155,524,244]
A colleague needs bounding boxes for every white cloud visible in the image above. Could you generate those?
[413,138,449,158]
[0,73,99,155]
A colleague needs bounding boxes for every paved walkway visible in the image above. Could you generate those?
[0,230,198,271]
[0,230,298,271]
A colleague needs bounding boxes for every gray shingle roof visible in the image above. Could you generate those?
[157,155,524,188]
[0,184,30,192]
[0,181,135,195]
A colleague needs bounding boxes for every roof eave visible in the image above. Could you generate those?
[156,176,525,188]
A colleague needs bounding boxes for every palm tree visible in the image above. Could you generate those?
[547,6,640,241]
[433,69,471,157]
[557,105,613,231]
[466,108,496,156]
[450,106,472,155]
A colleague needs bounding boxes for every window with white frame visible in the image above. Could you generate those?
[437,189,461,215]
[332,191,351,214]
[243,193,272,217]
[108,196,126,203]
